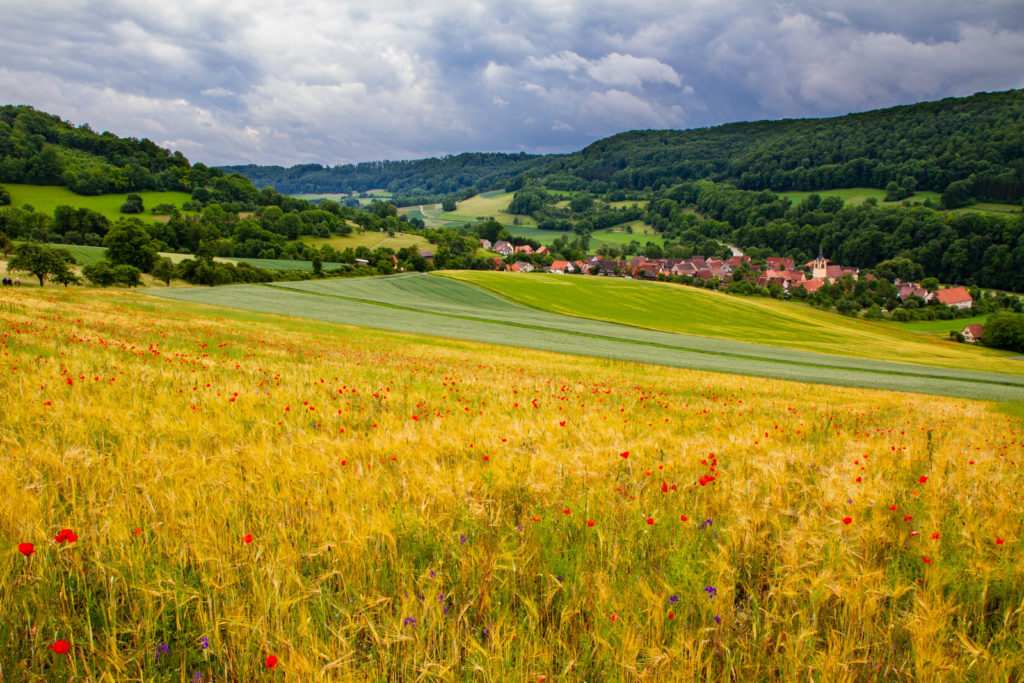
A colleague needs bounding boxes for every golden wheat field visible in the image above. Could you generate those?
[1,286,1022,681]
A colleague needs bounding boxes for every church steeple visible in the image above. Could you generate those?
[811,246,828,279]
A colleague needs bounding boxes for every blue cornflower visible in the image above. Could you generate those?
[198,636,209,650]
[704,586,717,598]
[714,615,721,624]
[460,534,467,545]
[669,594,679,604]
[403,616,416,627]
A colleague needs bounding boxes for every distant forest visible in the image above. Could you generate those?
[225,89,1024,204]
[226,153,544,199]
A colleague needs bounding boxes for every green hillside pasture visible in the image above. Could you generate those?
[406,194,540,229]
[145,275,1024,401]
[605,200,649,210]
[590,223,662,248]
[441,271,1024,377]
[4,184,194,222]
[778,187,939,206]
[778,187,1020,215]
[292,193,351,201]
[501,225,573,243]
[301,231,432,251]
[888,315,990,334]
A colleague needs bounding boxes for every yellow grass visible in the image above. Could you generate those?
[300,231,431,251]
[1,287,1022,680]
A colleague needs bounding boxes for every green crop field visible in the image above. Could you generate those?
[144,273,1024,400]
[2,183,194,222]
[441,271,1024,377]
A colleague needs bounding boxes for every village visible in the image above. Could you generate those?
[472,240,984,339]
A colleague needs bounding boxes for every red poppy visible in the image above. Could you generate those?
[133,527,143,536]
[243,534,253,544]
[922,556,933,564]
[903,515,913,522]
[995,538,1005,545]
[587,520,595,527]
[668,610,674,619]
[49,640,71,655]
[619,451,629,459]
[680,515,689,522]
[54,529,78,544]
[918,476,928,483]
[18,542,35,556]
[562,508,570,515]
[265,654,279,669]
[531,516,540,522]
[646,517,654,525]
[842,517,852,525]
[930,533,940,540]
[889,505,897,511]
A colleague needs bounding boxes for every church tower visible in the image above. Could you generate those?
[811,246,828,279]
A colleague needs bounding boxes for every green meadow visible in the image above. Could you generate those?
[3,183,194,222]
[777,186,1021,215]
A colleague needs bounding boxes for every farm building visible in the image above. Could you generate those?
[934,287,974,309]
[962,324,984,343]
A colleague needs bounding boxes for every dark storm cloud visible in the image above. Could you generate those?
[1,0,1022,165]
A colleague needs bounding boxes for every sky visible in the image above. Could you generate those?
[2,0,1023,167]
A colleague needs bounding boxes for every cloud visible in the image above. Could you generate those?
[0,0,1021,165]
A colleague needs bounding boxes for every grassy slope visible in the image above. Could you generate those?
[300,232,432,251]
[778,187,1021,216]
[890,315,989,334]
[4,183,194,222]
[440,271,1024,376]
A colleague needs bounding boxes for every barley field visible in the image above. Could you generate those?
[1,286,1022,681]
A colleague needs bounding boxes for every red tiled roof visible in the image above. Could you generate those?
[934,287,973,305]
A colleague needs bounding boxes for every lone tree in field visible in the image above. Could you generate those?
[104,218,158,272]
[151,257,175,286]
[7,241,76,286]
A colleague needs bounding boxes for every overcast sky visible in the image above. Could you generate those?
[2,1,1023,167]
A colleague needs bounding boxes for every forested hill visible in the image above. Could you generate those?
[564,89,1024,200]
[223,152,545,197]
[225,89,1024,203]
[0,104,228,196]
